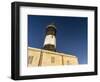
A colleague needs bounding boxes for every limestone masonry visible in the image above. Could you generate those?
[28,47,78,67]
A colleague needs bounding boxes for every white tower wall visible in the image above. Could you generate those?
[44,35,56,47]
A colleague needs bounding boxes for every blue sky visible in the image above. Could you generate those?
[28,15,88,64]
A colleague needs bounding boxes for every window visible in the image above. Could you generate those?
[51,56,55,63]
[28,56,34,64]
[67,60,70,65]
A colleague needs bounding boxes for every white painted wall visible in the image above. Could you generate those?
[0,0,99,82]
[44,35,56,46]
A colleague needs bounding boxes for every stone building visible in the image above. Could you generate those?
[28,47,78,67]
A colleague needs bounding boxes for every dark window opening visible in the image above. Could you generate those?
[51,56,55,63]
[67,60,70,65]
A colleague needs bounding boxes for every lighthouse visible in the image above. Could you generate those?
[43,23,56,51]
[28,23,79,67]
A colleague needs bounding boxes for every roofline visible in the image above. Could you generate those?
[28,47,77,58]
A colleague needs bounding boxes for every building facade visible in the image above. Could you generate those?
[28,47,78,67]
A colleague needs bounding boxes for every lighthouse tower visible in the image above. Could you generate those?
[43,23,56,51]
